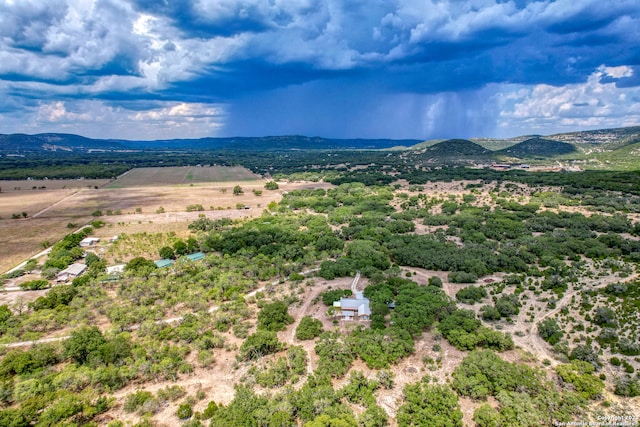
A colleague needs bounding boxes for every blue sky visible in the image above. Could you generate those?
[0,0,639,140]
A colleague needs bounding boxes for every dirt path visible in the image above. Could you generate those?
[510,269,633,367]
[30,190,81,218]
[1,268,320,349]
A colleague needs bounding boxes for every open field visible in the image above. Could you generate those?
[0,178,109,193]
[105,166,261,188]
[0,167,331,273]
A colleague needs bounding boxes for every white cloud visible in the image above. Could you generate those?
[0,99,227,140]
[602,65,633,79]
[494,66,640,136]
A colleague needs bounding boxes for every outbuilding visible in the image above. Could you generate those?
[80,237,100,247]
[56,263,87,282]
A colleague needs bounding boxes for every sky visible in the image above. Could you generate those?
[0,0,639,141]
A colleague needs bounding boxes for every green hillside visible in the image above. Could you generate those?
[497,137,576,158]
[423,139,491,157]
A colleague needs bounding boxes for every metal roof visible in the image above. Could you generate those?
[59,263,87,276]
[154,259,174,268]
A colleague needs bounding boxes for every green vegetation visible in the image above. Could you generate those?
[295,316,323,340]
[455,286,487,304]
[398,378,462,427]
[257,300,294,332]
[3,145,640,425]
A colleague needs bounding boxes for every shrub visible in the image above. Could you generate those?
[480,305,501,321]
[239,331,284,361]
[448,271,478,283]
[295,316,324,340]
[123,391,156,414]
[538,319,563,345]
[257,301,294,332]
[19,279,49,290]
[456,286,487,304]
[176,403,193,420]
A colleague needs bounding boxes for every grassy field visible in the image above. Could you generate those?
[0,167,271,273]
[105,166,261,188]
[0,167,330,273]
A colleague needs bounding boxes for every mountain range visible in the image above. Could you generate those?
[1,126,639,166]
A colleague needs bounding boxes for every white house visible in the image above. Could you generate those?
[80,237,100,247]
[333,291,371,321]
[56,263,87,282]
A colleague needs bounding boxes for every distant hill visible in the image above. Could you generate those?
[0,133,124,153]
[549,126,640,148]
[497,137,576,158]
[422,139,491,157]
[0,133,420,154]
[124,135,421,151]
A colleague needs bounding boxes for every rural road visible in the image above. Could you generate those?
[351,271,361,293]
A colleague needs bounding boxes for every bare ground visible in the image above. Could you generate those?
[0,179,333,273]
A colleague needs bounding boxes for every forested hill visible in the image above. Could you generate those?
[0,133,421,154]
[0,133,125,152]
[497,137,577,158]
[422,139,491,157]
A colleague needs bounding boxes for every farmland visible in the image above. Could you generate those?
[0,167,269,273]
[105,166,261,188]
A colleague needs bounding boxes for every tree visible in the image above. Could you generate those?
[480,305,501,321]
[125,257,156,276]
[456,286,487,304]
[305,414,357,427]
[159,246,176,260]
[173,240,188,256]
[233,185,244,195]
[495,294,520,317]
[569,345,601,369]
[19,279,49,290]
[555,361,604,400]
[265,181,279,190]
[64,326,107,365]
[397,379,462,427]
[428,276,443,288]
[239,331,284,361]
[358,405,388,427]
[0,305,12,326]
[473,404,503,427]
[257,301,294,332]
[538,319,563,345]
[296,316,324,340]
[322,289,352,306]
[593,307,617,327]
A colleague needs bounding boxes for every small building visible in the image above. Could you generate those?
[80,237,100,247]
[154,259,174,268]
[491,163,512,170]
[333,291,371,321]
[56,263,87,282]
[185,252,205,261]
[106,264,126,275]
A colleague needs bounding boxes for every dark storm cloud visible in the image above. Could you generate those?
[0,0,639,139]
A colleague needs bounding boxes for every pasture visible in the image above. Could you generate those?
[105,166,260,188]
[0,166,328,273]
